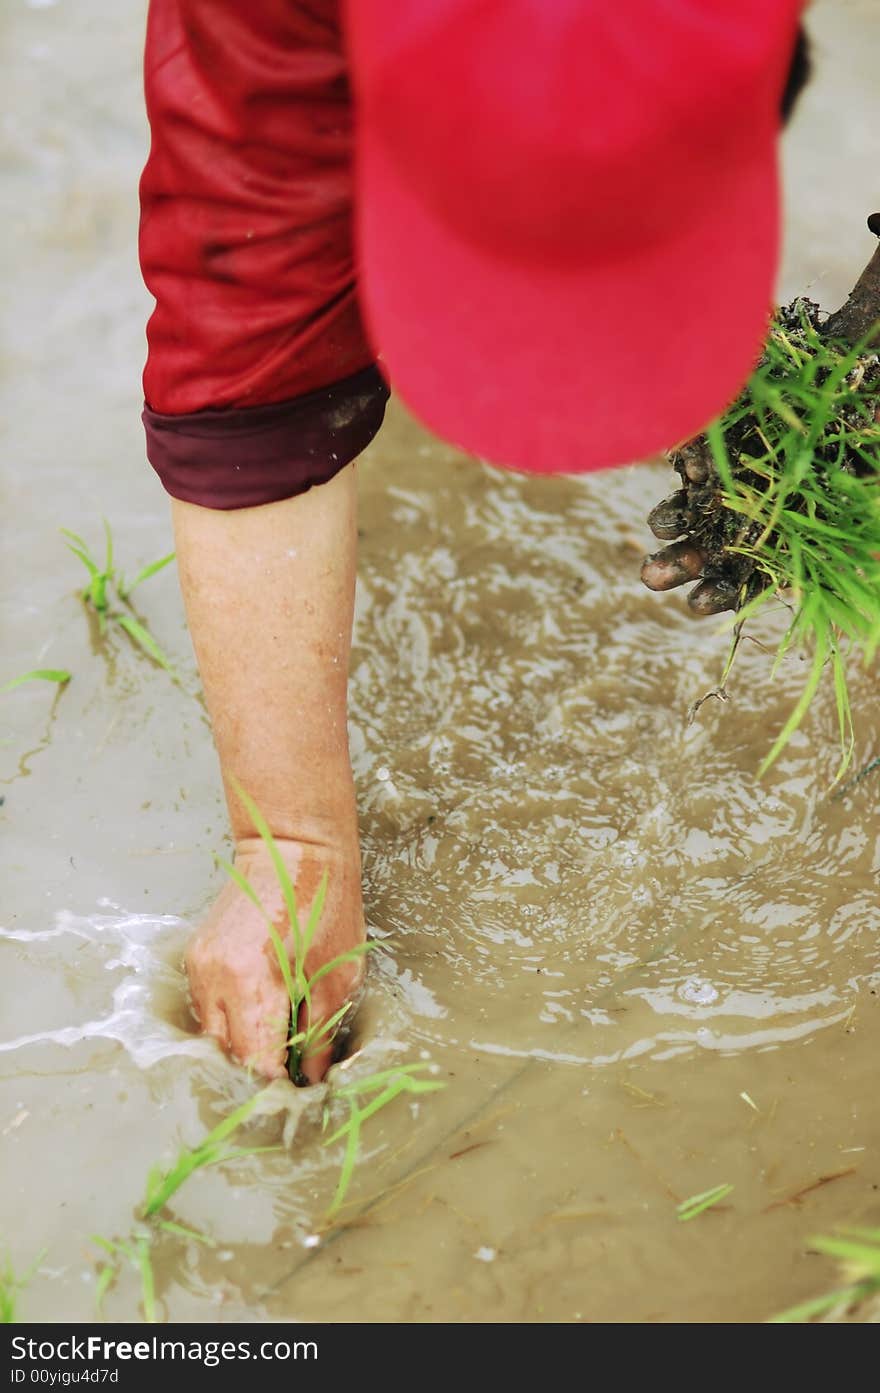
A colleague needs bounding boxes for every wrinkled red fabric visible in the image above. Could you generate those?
[140,0,374,417]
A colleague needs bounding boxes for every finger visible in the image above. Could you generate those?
[647,491,689,540]
[687,577,739,616]
[675,440,712,484]
[640,540,706,591]
[226,989,290,1080]
[194,996,231,1051]
[185,951,231,1048]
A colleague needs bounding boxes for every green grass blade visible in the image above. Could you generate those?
[676,1182,734,1222]
[115,614,175,674]
[1,669,71,694]
[214,855,270,921]
[66,545,101,579]
[94,1263,116,1317]
[304,941,376,992]
[135,1237,157,1324]
[301,869,329,958]
[59,527,91,553]
[769,1285,866,1324]
[156,1220,215,1246]
[229,781,302,964]
[61,530,100,578]
[120,552,176,599]
[757,614,828,776]
[196,1092,263,1149]
[90,574,110,614]
[705,420,736,493]
[142,1154,201,1217]
[143,1094,264,1217]
[215,855,299,1018]
[835,1225,880,1244]
[324,1077,413,1146]
[144,1163,164,1213]
[299,1001,353,1054]
[325,1103,361,1218]
[90,1235,119,1259]
[810,1234,880,1271]
[332,1062,440,1098]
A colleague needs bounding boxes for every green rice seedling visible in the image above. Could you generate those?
[676,1182,734,1222]
[1,669,71,694]
[647,295,880,780]
[141,1092,279,1218]
[84,786,447,1319]
[322,1063,446,1219]
[217,780,376,1082]
[91,1234,157,1324]
[0,1248,45,1323]
[703,307,880,776]
[770,1226,880,1323]
[91,1095,272,1320]
[61,520,176,674]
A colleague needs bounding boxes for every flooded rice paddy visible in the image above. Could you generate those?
[2,0,879,1323]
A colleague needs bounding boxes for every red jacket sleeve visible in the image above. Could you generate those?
[139,0,375,416]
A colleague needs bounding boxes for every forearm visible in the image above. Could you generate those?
[171,464,359,846]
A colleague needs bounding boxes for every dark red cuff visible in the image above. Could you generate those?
[143,364,389,510]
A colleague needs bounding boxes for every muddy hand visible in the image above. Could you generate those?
[185,838,365,1083]
[640,443,739,615]
[641,532,738,615]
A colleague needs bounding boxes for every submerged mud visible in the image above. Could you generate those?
[2,0,879,1324]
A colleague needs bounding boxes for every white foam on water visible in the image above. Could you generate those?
[0,906,216,1068]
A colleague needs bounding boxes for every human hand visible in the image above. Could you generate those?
[640,437,746,614]
[185,837,365,1083]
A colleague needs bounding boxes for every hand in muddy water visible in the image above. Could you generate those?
[184,838,365,1084]
[640,441,740,616]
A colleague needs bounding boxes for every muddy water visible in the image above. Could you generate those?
[2,0,879,1324]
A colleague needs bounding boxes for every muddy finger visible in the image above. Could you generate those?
[640,540,706,591]
[676,439,712,484]
[647,491,690,540]
[687,577,740,616]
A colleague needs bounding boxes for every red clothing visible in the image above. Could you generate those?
[140,2,807,508]
[139,0,387,508]
[141,0,371,414]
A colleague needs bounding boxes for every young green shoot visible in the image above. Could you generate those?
[1,670,71,694]
[770,1226,880,1323]
[87,786,446,1319]
[322,1063,446,1219]
[91,1093,273,1320]
[676,1183,734,1222]
[705,304,880,778]
[62,520,176,674]
[141,1093,278,1217]
[91,1234,157,1324]
[0,1248,45,1323]
[217,779,376,1082]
